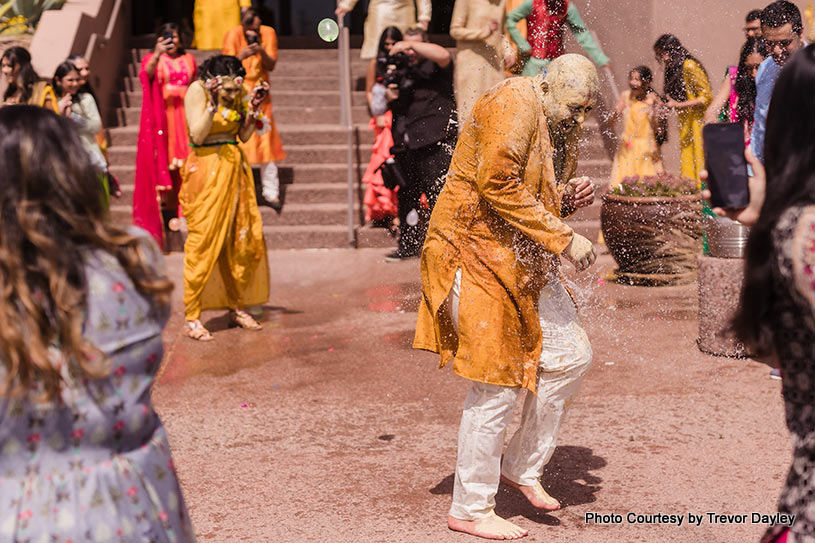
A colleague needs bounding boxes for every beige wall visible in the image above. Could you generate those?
[568,0,811,172]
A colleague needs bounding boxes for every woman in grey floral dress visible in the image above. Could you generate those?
[0,106,195,542]
[725,44,815,543]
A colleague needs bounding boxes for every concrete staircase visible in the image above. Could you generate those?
[106,47,610,249]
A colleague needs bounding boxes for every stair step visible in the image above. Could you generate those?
[107,163,366,186]
[121,89,369,109]
[262,224,352,249]
[283,182,349,204]
[115,104,370,126]
[259,202,354,226]
[125,75,363,93]
[568,219,601,241]
[107,124,375,147]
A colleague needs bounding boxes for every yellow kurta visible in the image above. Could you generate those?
[179,87,269,320]
[610,91,664,188]
[450,0,509,125]
[338,0,432,59]
[413,76,578,394]
[677,58,712,182]
[222,25,286,164]
[193,0,251,50]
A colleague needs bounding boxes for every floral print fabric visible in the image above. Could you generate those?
[0,232,195,542]
[762,206,815,543]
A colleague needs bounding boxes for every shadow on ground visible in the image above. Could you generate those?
[428,445,606,525]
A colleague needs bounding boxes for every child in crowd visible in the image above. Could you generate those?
[609,65,665,189]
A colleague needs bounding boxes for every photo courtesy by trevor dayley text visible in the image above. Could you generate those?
[585,512,796,527]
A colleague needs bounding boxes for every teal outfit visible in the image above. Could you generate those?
[506,1,609,76]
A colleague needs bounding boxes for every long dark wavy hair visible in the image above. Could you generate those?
[1,46,42,104]
[732,44,815,356]
[0,106,173,400]
[735,37,767,125]
[653,34,708,102]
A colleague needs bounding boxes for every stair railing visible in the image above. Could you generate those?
[337,16,356,247]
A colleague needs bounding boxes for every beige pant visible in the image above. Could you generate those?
[448,270,593,520]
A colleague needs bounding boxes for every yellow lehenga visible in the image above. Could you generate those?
[609,92,664,188]
[179,97,269,321]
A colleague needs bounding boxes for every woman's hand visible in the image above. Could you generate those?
[153,35,172,57]
[701,146,766,226]
[665,98,681,110]
[503,49,517,70]
[58,94,73,116]
[250,81,270,109]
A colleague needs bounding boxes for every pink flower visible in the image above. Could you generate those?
[113,366,126,377]
[27,434,40,444]
[113,421,125,432]
[112,282,126,293]
[71,429,84,439]
[158,510,168,522]
[18,509,32,520]
[126,486,139,497]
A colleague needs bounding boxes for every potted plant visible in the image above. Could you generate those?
[601,173,703,285]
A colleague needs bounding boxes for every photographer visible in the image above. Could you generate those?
[382,26,457,260]
[222,7,287,207]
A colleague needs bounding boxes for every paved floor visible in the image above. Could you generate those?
[153,248,790,542]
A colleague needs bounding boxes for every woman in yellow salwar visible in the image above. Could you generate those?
[180,55,271,341]
[654,34,712,184]
[193,0,251,50]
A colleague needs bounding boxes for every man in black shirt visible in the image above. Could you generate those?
[385,26,457,260]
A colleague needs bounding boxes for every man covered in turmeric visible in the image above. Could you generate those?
[413,54,599,540]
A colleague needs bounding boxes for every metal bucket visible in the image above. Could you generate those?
[705,216,750,258]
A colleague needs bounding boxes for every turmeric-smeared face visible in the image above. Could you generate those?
[217,77,243,108]
[540,54,598,137]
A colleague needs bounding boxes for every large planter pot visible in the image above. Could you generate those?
[601,193,704,285]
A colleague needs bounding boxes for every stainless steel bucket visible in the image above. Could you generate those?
[705,216,750,258]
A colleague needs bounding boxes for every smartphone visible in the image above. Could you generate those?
[703,123,749,209]
[162,31,175,42]
[246,32,259,45]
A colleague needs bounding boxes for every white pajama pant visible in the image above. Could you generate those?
[447,270,593,521]
[260,162,280,201]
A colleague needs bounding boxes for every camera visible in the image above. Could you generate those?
[246,32,259,45]
[377,52,414,91]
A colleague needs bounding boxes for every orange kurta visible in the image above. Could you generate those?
[222,25,286,165]
[413,76,578,393]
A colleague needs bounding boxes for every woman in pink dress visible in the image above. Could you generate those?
[133,23,197,248]
[361,27,401,230]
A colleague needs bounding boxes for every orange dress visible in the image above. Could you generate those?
[154,53,197,169]
[222,25,286,165]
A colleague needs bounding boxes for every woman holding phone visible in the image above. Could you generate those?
[133,23,197,248]
[706,44,815,543]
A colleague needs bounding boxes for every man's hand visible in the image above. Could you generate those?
[417,20,429,31]
[388,41,415,56]
[503,49,517,70]
[385,83,399,102]
[569,177,595,209]
[563,233,596,272]
[335,5,349,17]
[701,146,765,226]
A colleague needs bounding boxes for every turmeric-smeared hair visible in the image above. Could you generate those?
[0,106,173,400]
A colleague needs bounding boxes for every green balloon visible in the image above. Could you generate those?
[318,18,339,42]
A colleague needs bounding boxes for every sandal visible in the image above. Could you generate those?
[232,309,262,331]
[185,320,214,341]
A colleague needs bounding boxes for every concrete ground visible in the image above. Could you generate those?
[153,248,791,543]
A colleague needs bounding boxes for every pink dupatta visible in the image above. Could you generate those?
[132,53,172,248]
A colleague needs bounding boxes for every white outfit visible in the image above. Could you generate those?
[447,269,592,520]
[69,92,107,173]
[260,161,280,202]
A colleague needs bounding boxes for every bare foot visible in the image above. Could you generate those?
[500,475,560,511]
[447,511,528,540]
